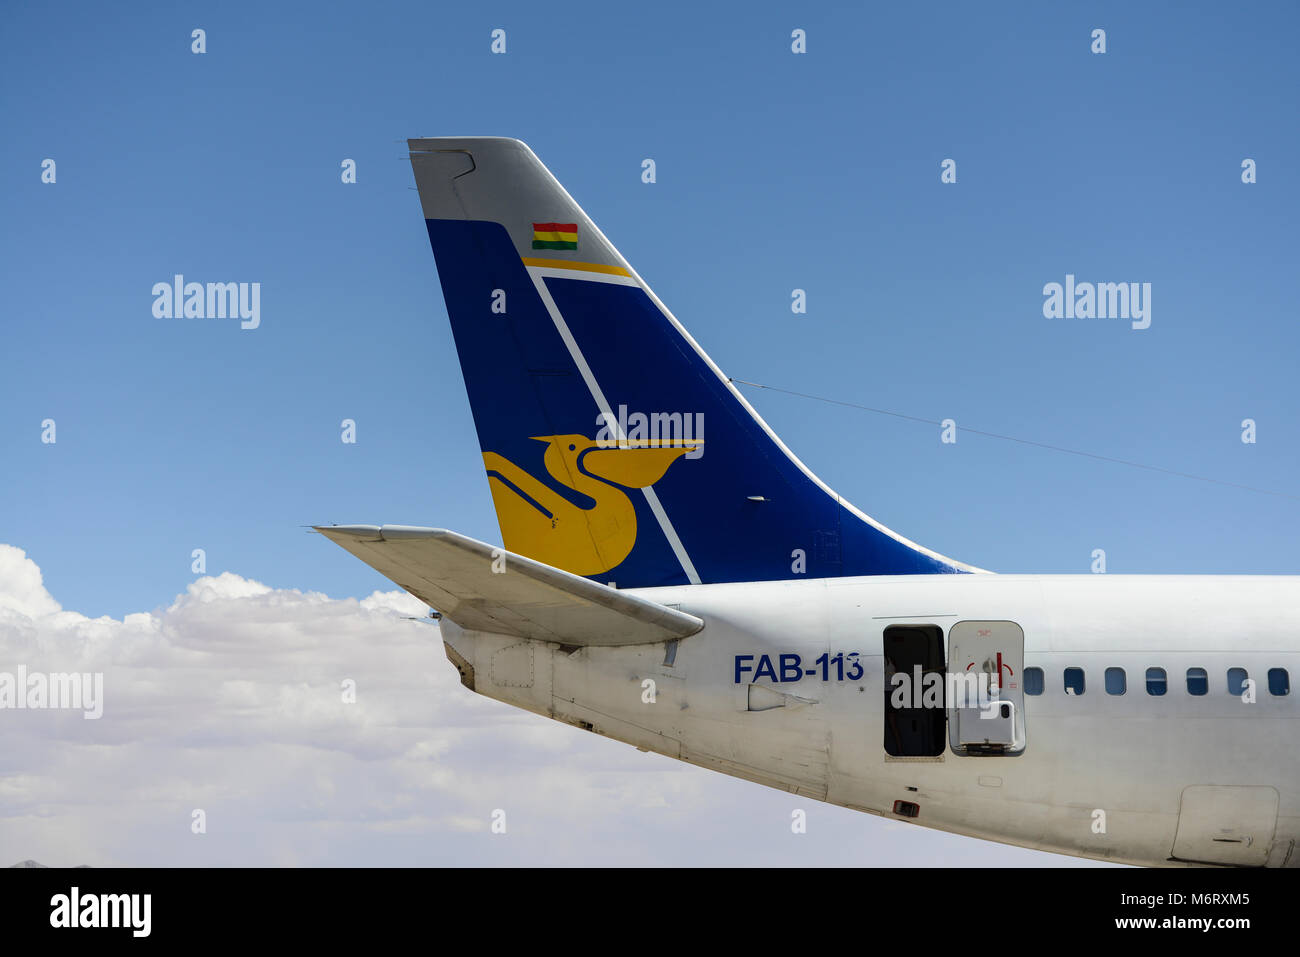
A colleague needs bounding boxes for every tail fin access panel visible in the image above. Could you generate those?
[409,137,982,588]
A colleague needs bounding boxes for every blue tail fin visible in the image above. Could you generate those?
[408,137,979,587]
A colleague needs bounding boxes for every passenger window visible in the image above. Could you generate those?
[1186,667,1208,696]
[1024,667,1044,696]
[1064,667,1085,696]
[1105,667,1126,695]
[1268,668,1290,696]
[1227,668,1248,696]
[1146,667,1167,696]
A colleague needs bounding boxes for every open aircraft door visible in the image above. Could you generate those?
[947,621,1026,756]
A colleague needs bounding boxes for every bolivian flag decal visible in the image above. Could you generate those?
[532,222,578,250]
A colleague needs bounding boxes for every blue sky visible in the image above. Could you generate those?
[3,0,1299,619]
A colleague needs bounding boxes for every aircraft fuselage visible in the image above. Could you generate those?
[439,573,1300,867]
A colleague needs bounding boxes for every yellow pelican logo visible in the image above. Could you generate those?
[483,434,699,575]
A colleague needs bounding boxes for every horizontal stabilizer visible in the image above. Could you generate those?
[314,525,703,646]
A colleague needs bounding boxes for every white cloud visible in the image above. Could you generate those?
[0,544,1087,866]
[0,544,62,619]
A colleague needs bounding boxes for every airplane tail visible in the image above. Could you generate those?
[408,137,979,588]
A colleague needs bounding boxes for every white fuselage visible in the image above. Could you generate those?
[439,573,1300,867]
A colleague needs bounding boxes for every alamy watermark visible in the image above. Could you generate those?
[889,667,1006,718]
[50,887,150,937]
[1043,274,1150,330]
[152,274,260,329]
[595,404,704,459]
[0,667,103,719]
